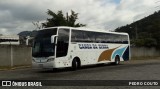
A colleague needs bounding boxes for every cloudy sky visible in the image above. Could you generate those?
[0,0,159,35]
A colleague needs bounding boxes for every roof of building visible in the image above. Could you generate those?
[0,35,19,42]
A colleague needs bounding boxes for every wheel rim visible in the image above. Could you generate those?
[75,61,78,68]
[115,57,120,65]
[116,59,119,64]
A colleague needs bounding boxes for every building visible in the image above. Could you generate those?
[0,35,20,45]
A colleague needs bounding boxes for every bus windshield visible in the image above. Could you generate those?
[32,28,57,57]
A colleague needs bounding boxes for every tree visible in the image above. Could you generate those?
[42,9,86,27]
[115,10,160,48]
[32,21,42,30]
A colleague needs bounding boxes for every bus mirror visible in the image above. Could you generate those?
[51,35,58,44]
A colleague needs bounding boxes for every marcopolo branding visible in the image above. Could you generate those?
[78,44,109,49]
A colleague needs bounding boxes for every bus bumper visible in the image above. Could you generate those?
[32,61,54,69]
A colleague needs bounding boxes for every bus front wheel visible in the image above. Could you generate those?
[114,56,120,65]
[72,58,80,70]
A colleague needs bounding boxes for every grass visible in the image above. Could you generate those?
[0,66,11,70]
[0,65,31,70]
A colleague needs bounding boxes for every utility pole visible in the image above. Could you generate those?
[66,12,69,22]
[135,24,138,39]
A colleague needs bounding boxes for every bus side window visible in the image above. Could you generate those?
[56,29,70,57]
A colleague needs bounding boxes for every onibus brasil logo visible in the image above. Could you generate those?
[2,81,42,87]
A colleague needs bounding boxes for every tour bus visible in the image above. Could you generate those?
[32,26,130,70]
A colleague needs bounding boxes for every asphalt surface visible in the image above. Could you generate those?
[0,58,160,89]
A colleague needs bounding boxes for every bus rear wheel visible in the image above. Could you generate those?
[114,56,120,65]
[72,58,80,71]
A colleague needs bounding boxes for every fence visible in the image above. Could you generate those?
[131,47,160,58]
[0,45,32,67]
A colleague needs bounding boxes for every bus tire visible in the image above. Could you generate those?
[114,56,120,65]
[72,58,80,71]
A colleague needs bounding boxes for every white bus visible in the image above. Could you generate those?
[32,26,130,70]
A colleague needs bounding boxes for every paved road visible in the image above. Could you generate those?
[0,58,160,89]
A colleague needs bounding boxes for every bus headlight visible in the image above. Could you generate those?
[47,58,54,62]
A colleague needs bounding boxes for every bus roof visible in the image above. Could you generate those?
[42,26,129,36]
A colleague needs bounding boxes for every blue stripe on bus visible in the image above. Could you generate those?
[111,46,128,59]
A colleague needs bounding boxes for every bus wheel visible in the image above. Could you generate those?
[72,58,80,71]
[114,56,120,65]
